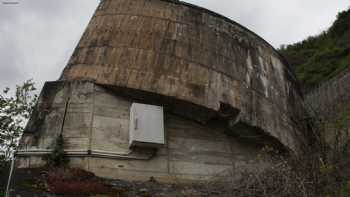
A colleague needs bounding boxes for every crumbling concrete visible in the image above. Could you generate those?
[16,0,305,183]
[61,0,304,151]
[18,81,268,182]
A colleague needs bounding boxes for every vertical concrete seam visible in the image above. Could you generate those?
[60,97,70,136]
[88,83,96,171]
[161,19,171,176]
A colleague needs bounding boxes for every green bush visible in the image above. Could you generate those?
[43,135,69,168]
[279,7,350,90]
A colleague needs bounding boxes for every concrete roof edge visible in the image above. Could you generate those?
[159,0,298,83]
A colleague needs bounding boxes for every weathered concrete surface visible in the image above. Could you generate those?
[18,81,267,182]
[61,0,304,151]
[305,68,350,146]
[305,68,350,117]
[21,81,94,152]
[17,0,306,183]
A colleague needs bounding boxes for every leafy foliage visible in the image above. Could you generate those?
[0,80,38,161]
[279,8,350,90]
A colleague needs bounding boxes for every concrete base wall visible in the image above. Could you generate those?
[306,68,350,117]
[18,81,267,182]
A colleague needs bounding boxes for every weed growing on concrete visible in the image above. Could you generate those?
[43,135,69,168]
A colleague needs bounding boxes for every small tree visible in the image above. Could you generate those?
[0,80,38,162]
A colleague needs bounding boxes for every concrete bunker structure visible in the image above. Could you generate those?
[17,0,304,182]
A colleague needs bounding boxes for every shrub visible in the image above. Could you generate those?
[227,108,350,197]
[43,135,69,168]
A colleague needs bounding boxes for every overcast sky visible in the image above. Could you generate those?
[0,0,349,91]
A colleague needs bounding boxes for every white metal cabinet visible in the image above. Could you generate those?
[129,103,165,148]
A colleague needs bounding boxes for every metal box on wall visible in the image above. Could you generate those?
[129,103,165,148]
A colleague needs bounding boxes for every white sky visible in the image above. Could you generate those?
[0,0,349,91]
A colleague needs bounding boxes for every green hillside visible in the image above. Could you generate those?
[279,8,350,90]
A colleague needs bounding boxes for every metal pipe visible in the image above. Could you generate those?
[5,157,15,197]
[15,149,155,160]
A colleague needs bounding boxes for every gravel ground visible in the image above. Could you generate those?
[9,168,233,197]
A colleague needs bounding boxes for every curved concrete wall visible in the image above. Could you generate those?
[61,0,303,150]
